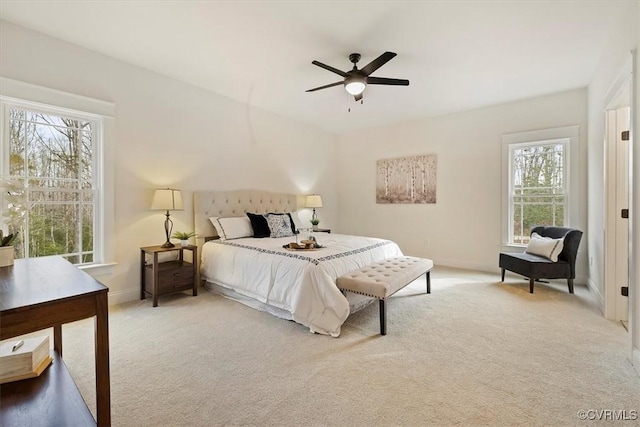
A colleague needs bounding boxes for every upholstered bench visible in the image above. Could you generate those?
[337,256,434,335]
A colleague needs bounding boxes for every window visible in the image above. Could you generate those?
[509,140,567,244]
[1,100,102,265]
[502,126,578,246]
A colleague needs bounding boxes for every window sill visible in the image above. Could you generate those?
[499,244,526,253]
[79,262,117,276]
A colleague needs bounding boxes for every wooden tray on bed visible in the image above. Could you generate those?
[285,247,320,251]
[283,243,323,251]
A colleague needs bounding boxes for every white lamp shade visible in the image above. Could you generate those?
[151,188,183,211]
[306,194,323,208]
[345,81,366,95]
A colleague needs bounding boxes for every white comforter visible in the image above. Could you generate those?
[200,233,403,336]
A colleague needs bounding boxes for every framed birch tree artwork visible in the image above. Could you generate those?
[376,154,437,204]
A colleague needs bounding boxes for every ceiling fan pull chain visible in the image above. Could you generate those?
[348,93,351,112]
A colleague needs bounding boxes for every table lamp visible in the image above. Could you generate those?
[306,194,323,228]
[151,188,183,248]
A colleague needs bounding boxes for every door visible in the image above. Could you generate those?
[604,64,632,326]
[605,106,631,323]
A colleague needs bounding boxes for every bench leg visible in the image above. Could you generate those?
[529,278,535,293]
[501,268,505,282]
[567,279,574,294]
[379,299,387,336]
[426,271,431,294]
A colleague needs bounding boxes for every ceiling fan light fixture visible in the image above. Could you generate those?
[307,52,408,100]
[344,76,366,95]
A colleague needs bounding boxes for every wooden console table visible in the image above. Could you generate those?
[0,256,111,426]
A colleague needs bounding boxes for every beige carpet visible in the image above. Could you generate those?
[54,267,639,426]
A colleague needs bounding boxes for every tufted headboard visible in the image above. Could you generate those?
[193,189,302,244]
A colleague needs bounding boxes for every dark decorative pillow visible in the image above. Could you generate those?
[246,212,270,238]
[267,212,297,235]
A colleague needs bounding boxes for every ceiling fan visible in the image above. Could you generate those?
[306,51,409,102]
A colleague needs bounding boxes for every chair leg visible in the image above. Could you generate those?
[426,271,431,294]
[529,278,535,293]
[379,299,387,336]
[568,279,574,294]
[501,269,505,282]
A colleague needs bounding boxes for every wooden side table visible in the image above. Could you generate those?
[140,245,198,307]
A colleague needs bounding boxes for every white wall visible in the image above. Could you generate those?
[336,89,588,277]
[584,0,638,373]
[0,21,338,303]
[586,1,638,313]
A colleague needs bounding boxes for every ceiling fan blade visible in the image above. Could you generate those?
[354,93,363,102]
[367,77,410,86]
[360,52,397,76]
[306,81,343,92]
[311,60,348,77]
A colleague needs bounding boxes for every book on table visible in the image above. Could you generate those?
[0,336,52,384]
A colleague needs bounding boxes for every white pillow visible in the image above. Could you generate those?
[209,217,253,240]
[525,232,564,262]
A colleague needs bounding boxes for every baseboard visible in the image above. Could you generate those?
[633,346,640,377]
[587,277,605,315]
[107,259,598,306]
[431,257,497,274]
[108,284,206,306]
[107,287,140,306]
[431,256,590,287]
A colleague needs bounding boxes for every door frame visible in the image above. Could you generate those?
[603,51,638,375]
[630,49,639,375]
[603,57,632,321]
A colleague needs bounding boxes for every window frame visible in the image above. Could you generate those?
[1,100,104,264]
[0,77,114,271]
[501,125,579,247]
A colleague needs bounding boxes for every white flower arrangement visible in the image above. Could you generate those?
[0,177,28,246]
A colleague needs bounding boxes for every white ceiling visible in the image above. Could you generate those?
[0,1,630,134]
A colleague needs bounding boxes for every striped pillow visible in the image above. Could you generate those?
[209,217,253,240]
[525,232,564,262]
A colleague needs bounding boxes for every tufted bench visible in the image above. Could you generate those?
[336,256,434,335]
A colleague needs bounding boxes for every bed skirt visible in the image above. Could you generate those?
[203,280,375,324]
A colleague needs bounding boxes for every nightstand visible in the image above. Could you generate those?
[140,245,198,307]
[313,228,331,233]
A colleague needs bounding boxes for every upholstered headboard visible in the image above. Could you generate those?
[193,190,301,243]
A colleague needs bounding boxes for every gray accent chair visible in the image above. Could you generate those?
[499,226,583,294]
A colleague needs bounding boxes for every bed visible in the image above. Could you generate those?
[194,190,403,336]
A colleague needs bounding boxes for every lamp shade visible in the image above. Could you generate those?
[306,194,323,209]
[151,188,184,211]
[345,75,366,95]
[345,81,366,95]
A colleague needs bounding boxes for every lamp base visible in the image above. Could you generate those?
[161,211,175,248]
